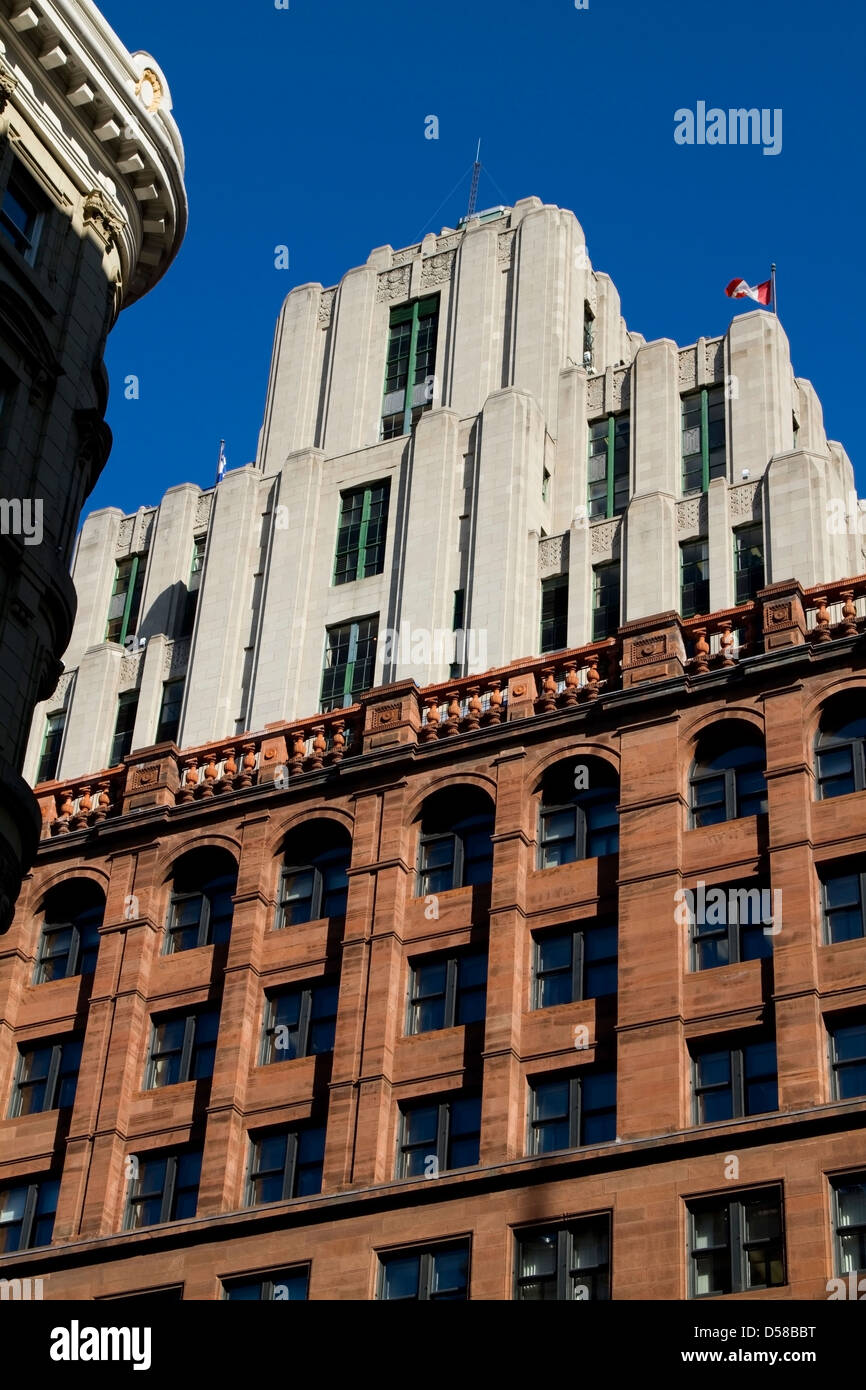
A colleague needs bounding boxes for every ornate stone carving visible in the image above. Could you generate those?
[729,481,760,520]
[391,246,419,267]
[376,266,410,303]
[591,519,621,558]
[135,68,164,114]
[370,703,401,731]
[83,189,126,251]
[538,534,565,577]
[420,251,455,289]
[164,637,190,677]
[497,230,515,265]
[119,651,142,686]
[49,671,74,710]
[436,233,462,253]
[705,337,725,381]
[0,65,19,113]
[194,493,213,530]
[318,287,335,325]
[678,348,697,391]
[586,378,604,414]
[115,517,135,553]
[677,495,708,535]
[610,369,630,412]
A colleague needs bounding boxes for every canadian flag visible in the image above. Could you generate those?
[725,277,772,305]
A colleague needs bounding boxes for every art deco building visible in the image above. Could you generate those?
[0,0,186,932]
[1,200,865,1301]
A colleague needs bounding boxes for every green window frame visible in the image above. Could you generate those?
[540,574,568,654]
[587,415,629,520]
[592,562,620,640]
[333,482,390,585]
[381,296,439,440]
[320,617,378,712]
[36,711,66,784]
[180,536,206,636]
[105,555,145,645]
[682,387,726,495]
[733,523,765,604]
[156,679,185,746]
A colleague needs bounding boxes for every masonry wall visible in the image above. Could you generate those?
[2,642,865,1299]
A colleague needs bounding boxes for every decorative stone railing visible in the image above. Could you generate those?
[803,578,866,642]
[33,574,866,839]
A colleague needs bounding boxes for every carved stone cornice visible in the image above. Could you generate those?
[83,188,126,251]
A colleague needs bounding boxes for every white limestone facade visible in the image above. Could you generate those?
[25,197,863,787]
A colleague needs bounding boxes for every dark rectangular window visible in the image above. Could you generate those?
[37,711,66,784]
[682,387,726,495]
[832,1175,866,1276]
[334,482,389,584]
[378,1241,470,1300]
[165,875,235,953]
[320,617,378,711]
[734,523,765,603]
[540,574,568,653]
[681,538,709,617]
[587,415,629,519]
[689,882,775,970]
[34,907,102,984]
[105,555,145,645]
[381,297,439,439]
[145,1009,220,1089]
[688,1188,785,1296]
[528,1071,616,1154]
[0,1178,59,1253]
[261,981,339,1063]
[407,951,487,1034]
[223,1268,309,1301]
[0,162,45,262]
[514,1216,611,1300]
[533,922,617,1008]
[10,1037,81,1117]
[821,865,866,944]
[180,536,206,636]
[247,1126,325,1203]
[829,1016,866,1100]
[124,1151,202,1230]
[110,691,139,765]
[592,562,620,640]
[156,678,184,744]
[396,1095,481,1178]
[691,1037,778,1123]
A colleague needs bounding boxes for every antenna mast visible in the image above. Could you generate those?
[467,140,482,217]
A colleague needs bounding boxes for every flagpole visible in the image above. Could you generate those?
[771,263,778,319]
[215,439,225,487]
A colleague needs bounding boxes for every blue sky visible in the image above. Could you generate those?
[91,0,864,517]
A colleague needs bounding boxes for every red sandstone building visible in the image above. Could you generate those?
[0,577,865,1301]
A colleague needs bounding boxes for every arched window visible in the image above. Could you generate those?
[276,822,351,927]
[815,697,866,800]
[165,848,237,954]
[690,726,767,827]
[537,759,619,868]
[416,787,495,896]
[34,881,105,984]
